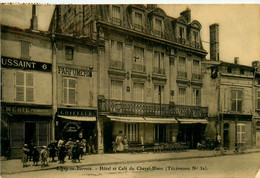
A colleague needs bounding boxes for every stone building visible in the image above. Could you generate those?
[202,24,258,149]
[253,61,260,147]
[49,4,209,152]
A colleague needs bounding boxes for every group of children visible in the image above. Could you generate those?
[21,137,97,168]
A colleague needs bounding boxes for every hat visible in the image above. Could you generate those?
[24,144,28,147]
[42,146,47,149]
[76,140,80,143]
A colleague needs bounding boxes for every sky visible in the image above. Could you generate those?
[1,4,260,66]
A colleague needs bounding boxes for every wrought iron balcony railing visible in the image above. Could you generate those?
[132,64,146,72]
[153,67,165,75]
[98,99,208,118]
[192,73,202,80]
[110,60,124,69]
[177,71,187,79]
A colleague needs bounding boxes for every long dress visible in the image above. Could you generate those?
[115,135,124,152]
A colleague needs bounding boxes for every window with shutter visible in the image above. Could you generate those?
[63,78,77,105]
[16,72,34,102]
[237,124,246,143]
[21,41,30,59]
[193,89,201,106]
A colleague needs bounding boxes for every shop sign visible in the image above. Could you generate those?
[1,56,52,72]
[57,108,96,116]
[58,66,92,77]
[2,104,52,116]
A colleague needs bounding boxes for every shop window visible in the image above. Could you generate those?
[10,122,24,148]
[231,89,243,112]
[63,78,77,105]
[133,46,145,72]
[257,91,260,110]
[111,80,123,100]
[21,41,30,59]
[193,89,201,106]
[178,88,186,105]
[133,83,144,102]
[155,124,167,143]
[65,46,74,61]
[110,41,123,69]
[124,123,139,142]
[153,51,164,74]
[237,124,246,143]
[15,72,34,102]
[154,85,164,104]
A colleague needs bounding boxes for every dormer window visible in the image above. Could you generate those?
[153,18,163,37]
[179,27,184,39]
[134,12,143,26]
[193,31,200,48]
[112,5,121,25]
[227,67,232,73]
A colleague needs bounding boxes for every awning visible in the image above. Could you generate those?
[144,117,178,123]
[58,115,96,122]
[177,118,209,124]
[107,116,145,123]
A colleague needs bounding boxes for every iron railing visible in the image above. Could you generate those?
[98,99,208,118]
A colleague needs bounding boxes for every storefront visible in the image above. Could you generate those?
[1,103,52,158]
[56,108,97,142]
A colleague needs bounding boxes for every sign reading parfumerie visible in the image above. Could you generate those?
[1,56,52,72]
[58,66,92,77]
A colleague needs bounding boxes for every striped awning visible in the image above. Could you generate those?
[58,115,96,122]
[107,116,145,123]
[144,117,178,123]
[177,118,209,124]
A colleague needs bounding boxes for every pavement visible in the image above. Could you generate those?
[1,148,260,175]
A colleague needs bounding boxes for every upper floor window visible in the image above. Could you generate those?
[21,41,30,59]
[231,89,242,112]
[192,60,201,80]
[227,67,232,73]
[153,51,164,74]
[179,27,185,39]
[16,71,34,102]
[111,80,123,100]
[193,31,198,43]
[134,12,143,26]
[112,5,121,24]
[133,46,145,72]
[193,89,201,106]
[178,57,187,78]
[63,78,77,105]
[65,46,74,61]
[154,85,164,104]
[256,91,260,110]
[240,69,245,75]
[110,41,123,69]
[178,88,186,105]
[237,124,246,143]
[133,83,144,102]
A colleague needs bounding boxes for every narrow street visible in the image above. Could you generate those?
[3,152,260,178]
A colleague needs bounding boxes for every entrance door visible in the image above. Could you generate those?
[25,122,36,145]
[256,132,260,147]
[223,123,229,148]
[155,124,166,143]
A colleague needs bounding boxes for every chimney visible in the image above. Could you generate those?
[209,23,219,61]
[234,57,239,64]
[147,4,157,10]
[30,5,38,30]
[180,7,191,23]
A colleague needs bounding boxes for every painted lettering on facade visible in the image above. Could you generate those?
[58,66,92,77]
[1,56,52,72]
[57,108,96,116]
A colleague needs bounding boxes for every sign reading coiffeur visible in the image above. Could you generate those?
[1,56,52,72]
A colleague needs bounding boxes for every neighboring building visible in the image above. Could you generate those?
[50,4,209,152]
[1,25,53,158]
[253,61,260,147]
[202,23,257,149]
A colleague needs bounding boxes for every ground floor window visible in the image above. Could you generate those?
[237,123,246,143]
[155,124,167,143]
[124,123,139,142]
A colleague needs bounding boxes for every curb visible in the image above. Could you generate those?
[2,150,260,175]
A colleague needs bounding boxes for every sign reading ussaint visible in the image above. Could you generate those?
[1,56,52,72]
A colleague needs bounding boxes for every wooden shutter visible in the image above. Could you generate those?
[63,78,68,104]
[16,72,24,101]
[68,79,76,104]
[26,73,34,102]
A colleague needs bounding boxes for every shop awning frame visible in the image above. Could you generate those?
[177,118,209,124]
[107,116,178,123]
[58,115,96,122]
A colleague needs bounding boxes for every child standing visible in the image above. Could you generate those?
[21,144,29,167]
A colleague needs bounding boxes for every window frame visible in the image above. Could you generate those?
[63,77,77,105]
[256,90,260,110]
[154,85,164,104]
[178,87,186,105]
[124,123,139,143]
[237,123,246,144]
[133,82,144,102]
[230,89,243,112]
[111,5,121,25]
[192,88,201,106]
[154,124,167,143]
[111,80,123,100]
[15,71,34,103]
[110,40,124,69]
[65,46,74,61]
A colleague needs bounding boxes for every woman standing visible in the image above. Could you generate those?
[115,131,124,152]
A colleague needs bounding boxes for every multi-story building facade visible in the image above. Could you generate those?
[1,25,53,158]
[50,4,209,152]
[253,61,260,147]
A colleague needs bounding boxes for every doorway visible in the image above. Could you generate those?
[223,123,229,148]
[25,122,36,145]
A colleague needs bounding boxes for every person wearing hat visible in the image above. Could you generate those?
[58,143,66,164]
[66,138,73,160]
[21,144,29,167]
[40,146,49,167]
[32,146,39,166]
[48,141,57,162]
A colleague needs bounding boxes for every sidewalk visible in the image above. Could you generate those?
[2,148,260,175]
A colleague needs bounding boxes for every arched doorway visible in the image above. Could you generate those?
[223,123,229,148]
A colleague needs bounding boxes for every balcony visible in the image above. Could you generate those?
[110,60,124,70]
[132,64,146,73]
[153,67,165,75]
[177,71,187,79]
[111,17,121,25]
[98,99,208,118]
[192,73,202,80]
